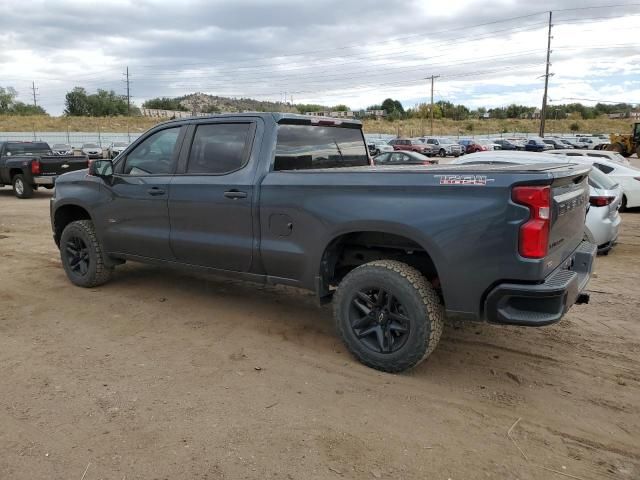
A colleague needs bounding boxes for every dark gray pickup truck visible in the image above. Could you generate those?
[50,113,596,372]
[0,141,88,198]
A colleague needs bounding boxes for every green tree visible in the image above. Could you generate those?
[381,98,406,119]
[65,87,129,116]
[332,104,350,112]
[0,86,17,112]
[10,102,47,115]
[0,86,48,115]
[142,97,188,111]
[295,103,325,113]
[64,87,90,116]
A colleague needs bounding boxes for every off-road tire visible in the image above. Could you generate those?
[60,220,113,287]
[12,174,33,199]
[333,260,444,373]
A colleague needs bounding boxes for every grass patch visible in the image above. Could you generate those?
[0,115,634,137]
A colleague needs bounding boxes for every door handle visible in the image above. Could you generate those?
[147,187,166,196]
[224,190,248,199]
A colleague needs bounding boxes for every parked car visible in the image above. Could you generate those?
[492,139,520,150]
[373,151,438,166]
[459,139,486,153]
[388,138,434,156]
[0,141,88,198]
[51,143,74,155]
[546,152,640,210]
[368,139,394,156]
[420,137,462,157]
[555,139,577,149]
[546,149,630,166]
[574,137,606,149]
[50,113,595,373]
[81,143,103,159]
[107,141,129,159]
[453,151,622,253]
[524,139,552,152]
[542,138,570,149]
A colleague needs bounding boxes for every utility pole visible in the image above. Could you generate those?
[125,66,131,116]
[426,75,440,136]
[31,81,38,107]
[539,11,553,137]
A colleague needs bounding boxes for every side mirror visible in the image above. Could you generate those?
[88,159,114,178]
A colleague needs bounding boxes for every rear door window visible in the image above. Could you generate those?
[589,168,618,189]
[593,162,615,174]
[186,123,252,174]
[274,124,368,170]
[375,153,391,163]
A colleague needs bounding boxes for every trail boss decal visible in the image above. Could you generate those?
[435,174,495,186]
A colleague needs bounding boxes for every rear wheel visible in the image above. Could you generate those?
[60,220,113,287]
[439,149,446,157]
[12,174,33,199]
[333,260,444,373]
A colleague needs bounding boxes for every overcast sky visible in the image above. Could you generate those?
[1,0,639,115]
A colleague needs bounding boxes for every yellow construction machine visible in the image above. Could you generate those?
[606,122,640,157]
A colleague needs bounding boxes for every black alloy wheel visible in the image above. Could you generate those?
[349,287,410,354]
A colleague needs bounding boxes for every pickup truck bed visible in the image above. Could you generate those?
[49,113,595,372]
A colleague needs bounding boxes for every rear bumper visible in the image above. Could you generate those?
[484,241,596,326]
[34,176,56,186]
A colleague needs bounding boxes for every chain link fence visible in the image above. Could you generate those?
[0,131,142,149]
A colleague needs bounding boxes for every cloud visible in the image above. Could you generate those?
[1,0,639,114]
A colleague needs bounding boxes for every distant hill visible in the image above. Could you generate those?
[176,92,300,114]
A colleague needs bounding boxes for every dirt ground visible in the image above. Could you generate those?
[1,183,639,480]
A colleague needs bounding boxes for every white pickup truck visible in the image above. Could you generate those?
[420,137,463,157]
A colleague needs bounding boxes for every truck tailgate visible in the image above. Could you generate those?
[545,167,590,275]
[39,156,88,176]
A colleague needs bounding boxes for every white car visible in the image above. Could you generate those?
[107,141,129,159]
[546,152,640,209]
[546,149,630,166]
[81,143,103,159]
[420,137,463,157]
[368,139,394,156]
[453,151,623,252]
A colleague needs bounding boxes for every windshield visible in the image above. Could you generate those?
[274,124,369,170]
[52,144,70,149]
[83,143,99,148]
[6,142,50,155]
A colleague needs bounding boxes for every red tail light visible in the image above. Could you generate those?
[512,185,551,259]
[589,196,614,207]
[31,159,40,175]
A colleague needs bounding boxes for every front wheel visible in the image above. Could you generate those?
[60,220,113,287]
[333,260,444,373]
[12,174,34,199]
